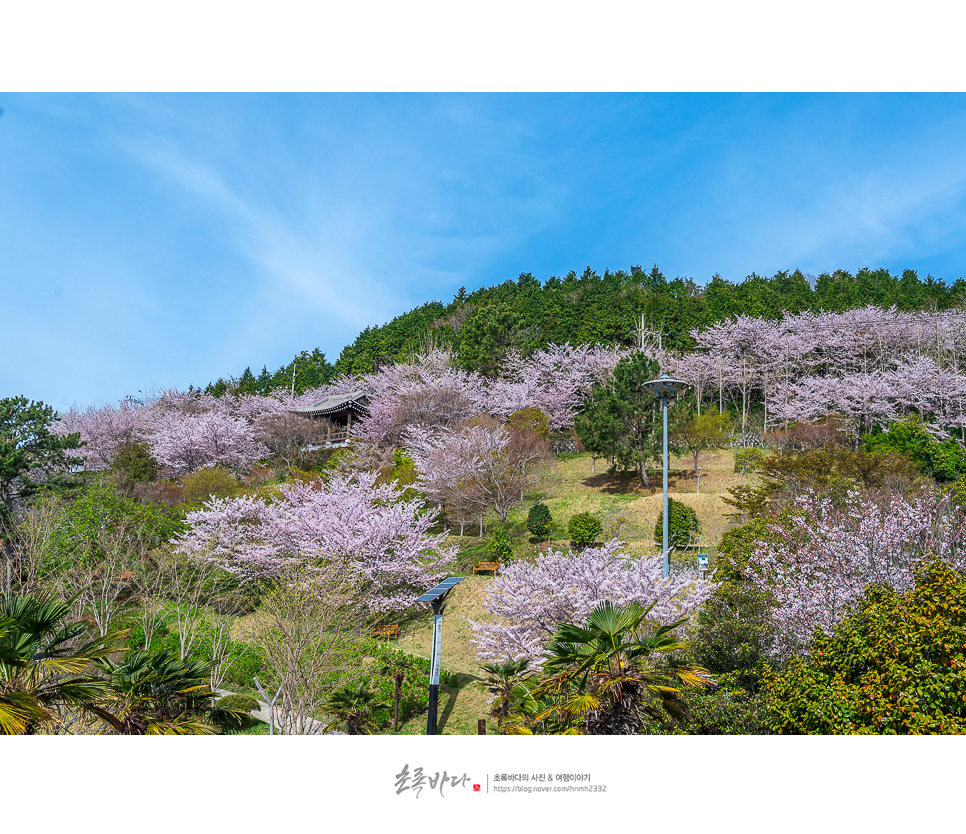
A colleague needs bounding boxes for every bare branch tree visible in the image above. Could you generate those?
[249,561,371,735]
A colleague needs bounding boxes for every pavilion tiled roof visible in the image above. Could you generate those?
[289,390,369,418]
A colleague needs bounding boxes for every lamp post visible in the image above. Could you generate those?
[415,577,464,735]
[642,374,688,578]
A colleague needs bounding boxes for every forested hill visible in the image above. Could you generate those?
[331,265,964,374]
[206,265,965,395]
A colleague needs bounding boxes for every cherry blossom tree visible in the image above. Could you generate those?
[146,409,266,477]
[406,419,550,527]
[469,539,715,665]
[175,471,454,614]
[744,488,966,657]
[488,343,626,430]
[54,402,146,470]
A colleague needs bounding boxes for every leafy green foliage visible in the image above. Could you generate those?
[45,477,181,577]
[507,407,551,442]
[650,674,772,735]
[508,600,714,734]
[654,498,701,549]
[96,647,231,734]
[689,580,775,692]
[763,559,966,734]
[567,512,602,547]
[723,446,922,519]
[480,657,533,727]
[110,442,159,486]
[0,396,85,523]
[573,352,670,485]
[181,466,239,507]
[214,692,260,714]
[486,526,513,561]
[328,266,965,378]
[863,414,966,482]
[0,592,127,734]
[673,410,732,491]
[733,447,766,482]
[206,348,335,397]
[526,502,554,539]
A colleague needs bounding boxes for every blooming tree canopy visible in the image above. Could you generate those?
[175,471,454,614]
[743,489,966,657]
[469,539,715,664]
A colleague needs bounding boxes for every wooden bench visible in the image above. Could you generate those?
[473,561,501,576]
[370,623,399,640]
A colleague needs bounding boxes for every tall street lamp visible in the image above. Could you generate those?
[415,577,464,735]
[642,374,689,578]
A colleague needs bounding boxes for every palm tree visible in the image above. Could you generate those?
[480,657,533,728]
[377,651,418,732]
[323,683,388,735]
[0,592,126,734]
[504,680,576,736]
[521,600,714,735]
[96,647,244,734]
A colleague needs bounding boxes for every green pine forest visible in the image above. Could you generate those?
[205,265,965,396]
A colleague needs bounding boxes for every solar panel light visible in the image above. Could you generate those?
[418,577,464,735]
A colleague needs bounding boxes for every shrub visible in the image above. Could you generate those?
[211,693,259,732]
[568,512,602,548]
[507,407,551,442]
[863,414,966,482]
[486,526,513,561]
[649,676,772,735]
[763,559,966,734]
[526,503,554,539]
[111,442,160,484]
[182,466,240,506]
[653,498,700,549]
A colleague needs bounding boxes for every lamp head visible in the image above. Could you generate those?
[642,374,689,399]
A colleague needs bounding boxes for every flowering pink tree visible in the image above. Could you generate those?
[145,409,267,477]
[406,420,549,527]
[488,343,626,430]
[175,471,454,614]
[469,539,715,664]
[54,402,146,469]
[347,351,488,445]
[687,305,966,434]
[744,489,966,657]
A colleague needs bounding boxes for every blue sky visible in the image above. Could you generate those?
[4,92,966,411]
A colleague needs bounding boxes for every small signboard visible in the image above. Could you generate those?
[697,554,710,579]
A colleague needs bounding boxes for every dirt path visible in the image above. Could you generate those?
[216,689,340,735]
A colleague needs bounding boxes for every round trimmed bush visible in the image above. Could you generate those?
[654,498,701,549]
[486,526,513,561]
[568,512,602,548]
[526,503,554,539]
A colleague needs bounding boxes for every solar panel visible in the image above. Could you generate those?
[416,576,464,603]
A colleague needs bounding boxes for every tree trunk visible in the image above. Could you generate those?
[638,461,650,488]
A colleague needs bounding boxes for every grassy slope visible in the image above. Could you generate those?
[388,448,745,734]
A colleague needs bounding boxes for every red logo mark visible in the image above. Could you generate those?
[473,784,481,792]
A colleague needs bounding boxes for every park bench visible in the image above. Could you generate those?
[472,561,501,576]
[370,623,399,640]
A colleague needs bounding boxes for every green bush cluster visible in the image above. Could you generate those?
[215,692,260,713]
[486,526,513,561]
[526,503,554,539]
[863,414,966,482]
[567,512,602,547]
[763,559,966,734]
[653,498,701,549]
